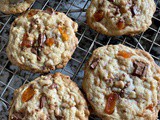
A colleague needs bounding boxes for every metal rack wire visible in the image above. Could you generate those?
[0,0,160,119]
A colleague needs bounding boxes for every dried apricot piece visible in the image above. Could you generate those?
[117,50,133,58]
[117,19,125,30]
[21,33,33,47]
[58,27,69,42]
[22,85,35,102]
[45,38,55,47]
[105,93,118,114]
[94,10,104,22]
[146,104,153,111]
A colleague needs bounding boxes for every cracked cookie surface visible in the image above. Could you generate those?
[83,44,160,120]
[0,0,35,14]
[87,0,156,36]
[6,9,78,73]
[9,73,90,120]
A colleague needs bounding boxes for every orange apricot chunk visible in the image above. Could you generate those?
[105,93,119,114]
[22,85,35,102]
[117,50,133,58]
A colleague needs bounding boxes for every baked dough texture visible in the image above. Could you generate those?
[87,0,156,36]
[0,0,35,14]
[83,44,160,120]
[6,9,78,73]
[9,73,90,120]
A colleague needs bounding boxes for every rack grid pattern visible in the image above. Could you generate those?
[0,0,160,119]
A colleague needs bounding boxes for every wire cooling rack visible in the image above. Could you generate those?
[0,0,160,119]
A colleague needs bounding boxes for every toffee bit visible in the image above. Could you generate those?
[39,95,47,109]
[94,10,104,22]
[45,8,55,15]
[49,83,58,89]
[90,58,100,69]
[21,40,33,48]
[117,19,125,30]
[146,104,153,111]
[45,38,55,47]
[27,10,39,18]
[120,7,127,14]
[21,33,33,48]
[132,61,148,77]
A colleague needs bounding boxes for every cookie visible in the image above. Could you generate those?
[6,9,78,73]
[9,73,90,120]
[82,44,160,120]
[86,0,156,36]
[0,0,35,14]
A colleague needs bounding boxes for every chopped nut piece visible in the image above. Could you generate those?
[90,58,100,69]
[105,93,118,114]
[132,61,148,77]
[31,34,46,61]
[94,10,104,22]
[58,27,69,42]
[37,55,41,61]
[117,19,125,30]
[105,78,114,86]
[117,50,133,58]
[31,48,37,55]
[22,85,35,102]
[38,34,46,47]
[45,38,55,47]
[11,112,25,120]
[131,5,140,16]
[129,91,136,98]
[115,81,124,88]
[39,95,47,109]
[49,83,57,89]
